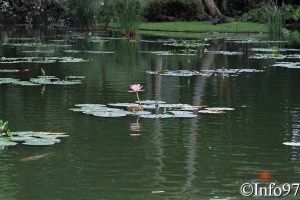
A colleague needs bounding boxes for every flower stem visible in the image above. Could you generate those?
[135,92,142,107]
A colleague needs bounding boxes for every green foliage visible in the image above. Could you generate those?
[240,1,296,35]
[0,119,12,138]
[41,68,46,77]
[0,0,68,25]
[293,6,300,21]
[98,0,117,30]
[142,0,204,22]
[70,0,103,29]
[115,0,142,37]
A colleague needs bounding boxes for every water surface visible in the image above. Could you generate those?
[0,26,300,199]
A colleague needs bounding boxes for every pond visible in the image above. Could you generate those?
[1,25,300,200]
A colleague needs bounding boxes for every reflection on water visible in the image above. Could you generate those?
[0,26,300,199]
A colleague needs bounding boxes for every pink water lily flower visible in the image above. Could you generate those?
[128,84,145,107]
[128,84,144,92]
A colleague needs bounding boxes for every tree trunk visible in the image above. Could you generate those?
[203,0,222,17]
[221,0,227,11]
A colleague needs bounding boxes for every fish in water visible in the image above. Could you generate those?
[258,170,272,180]
[21,153,49,161]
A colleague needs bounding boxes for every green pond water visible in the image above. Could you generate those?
[1,26,300,200]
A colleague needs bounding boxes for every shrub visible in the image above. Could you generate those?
[142,0,205,22]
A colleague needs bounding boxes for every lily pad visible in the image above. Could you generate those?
[198,110,226,114]
[272,62,300,68]
[135,100,166,104]
[11,136,35,142]
[23,138,60,146]
[0,78,19,84]
[11,131,35,136]
[283,142,300,146]
[0,140,18,146]
[14,81,41,86]
[205,50,243,55]
[205,107,235,111]
[108,103,140,108]
[139,113,176,118]
[249,53,286,59]
[169,111,197,118]
[149,51,196,56]
[65,76,85,79]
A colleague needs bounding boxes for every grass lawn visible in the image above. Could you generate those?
[138,21,268,33]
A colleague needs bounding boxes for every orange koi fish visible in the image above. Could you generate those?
[21,153,49,161]
[258,170,272,180]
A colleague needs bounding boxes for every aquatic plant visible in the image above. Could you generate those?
[259,1,288,36]
[0,119,12,138]
[128,84,144,107]
[115,0,142,38]
[41,68,46,77]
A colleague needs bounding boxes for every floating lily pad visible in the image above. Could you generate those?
[286,54,300,59]
[198,110,226,114]
[108,103,140,108]
[63,50,114,54]
[149,51,196,56]
[139,113,176,118]
[169,111,197,118]
[0,140,18,146]
[163,41,208,48]
[75,104,106,107]
[52,80,82,85]
[0,78,19,84]
[205,50,243,55]
[71,104,132,117]
[180,106,199,111]
[0,69,30,73]
[205,107,235,111]
[135,100,166,104]
[283,142,300,146]
[23,138,60,146]
[65,76,85,79]
[146,69,263,77]
[22,50,55,54]
[30,77,82,85]
[14,81,41,86]
[0,56,88,63]
[249,53,286,59]
[272,62,300,68]
[87,39,109,43]
[11,131,35,136]
[11,136,35,142]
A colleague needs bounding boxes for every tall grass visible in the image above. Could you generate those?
[259,0,289,36]
[72,0,103,30]
[115,0,142,38]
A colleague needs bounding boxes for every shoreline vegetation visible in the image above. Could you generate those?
[107,21,269,38]
[138,21,269,33]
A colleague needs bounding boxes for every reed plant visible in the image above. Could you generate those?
[115,0,142,38]
[259,0,290,36]
[72,0,103,30]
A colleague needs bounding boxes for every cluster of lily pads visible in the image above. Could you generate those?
[162,40,209,48]
[0,131,68,147]
[0,75,84,86]
[2,42,72,48]
[63,50,114,54]
[272,62,300,69]
[0,119,68,147]
[146,69,264,77]
[0,56,89,64]
[70,100,235,119]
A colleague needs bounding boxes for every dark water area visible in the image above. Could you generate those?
[0,25,300,199]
